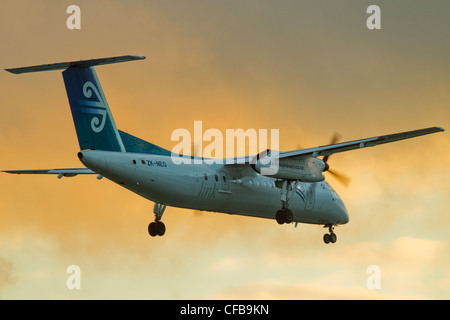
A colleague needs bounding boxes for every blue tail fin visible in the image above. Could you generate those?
[6,55,145,152]
[63,66,125,151]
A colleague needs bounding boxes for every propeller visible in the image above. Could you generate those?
[326,167,351,187]
[322,133,351,187]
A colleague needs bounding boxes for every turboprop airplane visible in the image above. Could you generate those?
[4,55,445,244]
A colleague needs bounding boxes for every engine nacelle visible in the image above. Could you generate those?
[253,157,325,182]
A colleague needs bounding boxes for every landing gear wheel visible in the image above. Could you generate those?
[276,209,286,225]
[156,221,166,236]
[148,221,166,237]
[148,222,157,237]
[285,209,293,224]
[275,208,293,225]
[330,232,337,243]
[323,225,337,244]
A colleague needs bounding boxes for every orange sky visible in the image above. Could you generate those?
[0,1,449,299]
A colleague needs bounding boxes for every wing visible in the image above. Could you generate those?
[3,168,96,178]
[279,126,444,160]
[223,126,444,167]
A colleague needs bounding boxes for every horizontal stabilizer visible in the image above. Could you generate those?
[3,168,95,178]
[5,55,145,74]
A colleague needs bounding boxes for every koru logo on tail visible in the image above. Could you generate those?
[79,81,107,133]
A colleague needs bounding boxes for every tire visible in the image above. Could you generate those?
[285,209,293,224]
[330,232,337,243]
[275,210,286,225]
[156,221,166,236]
[148,222,157,237]
[323,233,331,244]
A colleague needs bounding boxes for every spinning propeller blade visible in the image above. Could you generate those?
[322,133,351,187]
[327,168,351,187]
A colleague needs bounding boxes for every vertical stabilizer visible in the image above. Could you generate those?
[63,66,125,151]
[5,55,145,152]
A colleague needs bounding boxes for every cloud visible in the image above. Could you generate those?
[214,235,450,299]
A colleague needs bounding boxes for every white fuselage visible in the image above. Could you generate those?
[79,150,349,226]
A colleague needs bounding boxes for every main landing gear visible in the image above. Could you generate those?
[323,224,337,244]
[275,208,293,224]
[275,179,298,225]
[148,203,166,237]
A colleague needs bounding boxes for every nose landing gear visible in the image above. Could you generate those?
[323,224,337,244]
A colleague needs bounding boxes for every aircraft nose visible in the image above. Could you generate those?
[336,199,349,224]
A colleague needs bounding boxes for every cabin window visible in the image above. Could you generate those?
[215,175,219,182]
[204,174,208,181]
[141,160,146,164]
[132,160,136,164]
